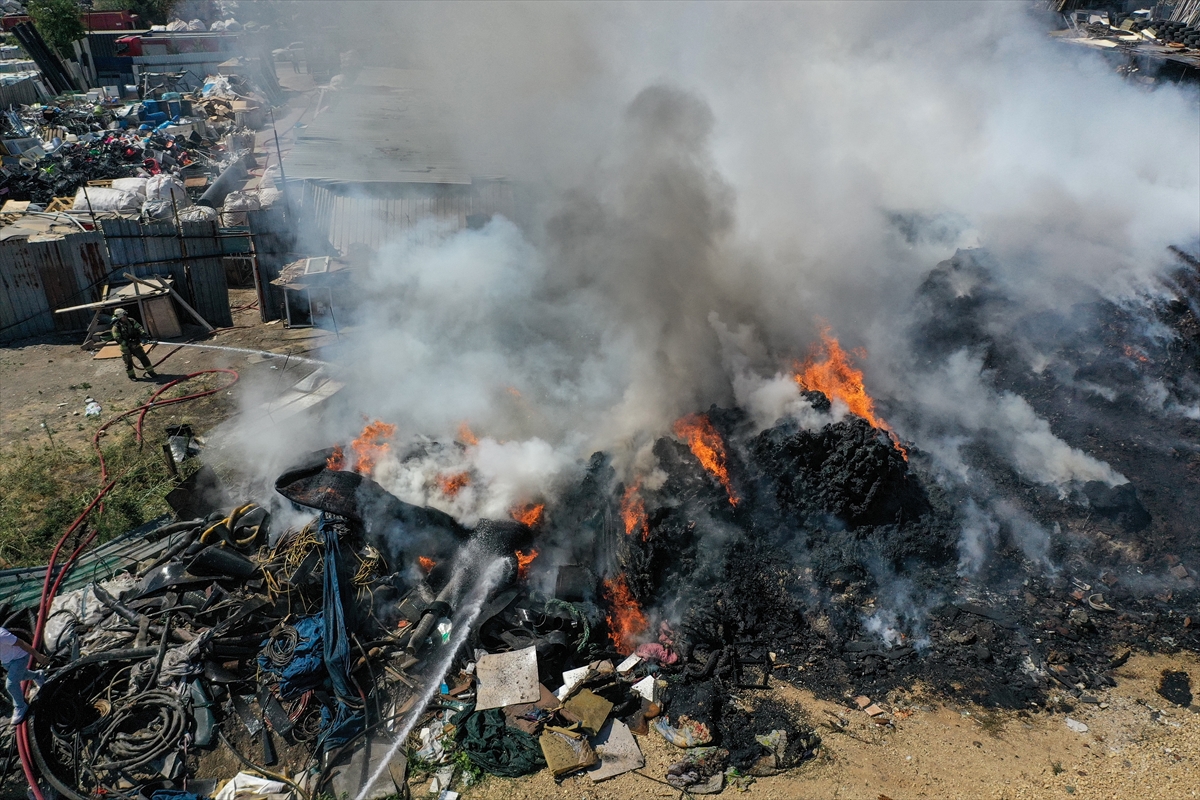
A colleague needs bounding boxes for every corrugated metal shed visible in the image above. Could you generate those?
[0,231,110,342]
[298,178,514,254]
[283,67,516,258]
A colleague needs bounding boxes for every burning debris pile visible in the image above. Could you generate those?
[19,429,834,798]
[15,244,1200,797]
[15,341,941,797]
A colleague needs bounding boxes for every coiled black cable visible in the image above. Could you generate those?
[90,690,188,772]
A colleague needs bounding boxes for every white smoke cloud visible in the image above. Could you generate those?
[371,434,577,527]
[861,563,934,651]
[711,312,836,433]
[956,497,1055,576]
[992,499,1056,572]
[957,498,1000,576]
[216,3,1196,542]
[895,350,1127,490]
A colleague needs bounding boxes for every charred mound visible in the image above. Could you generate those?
[751,415,930,528]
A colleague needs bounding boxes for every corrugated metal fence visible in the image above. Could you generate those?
[0,75,46,107]
[247,206,294,322]
[101,219,233,328]
[0,232,109,341]
[2,177,516,339]
[0,219,237,343]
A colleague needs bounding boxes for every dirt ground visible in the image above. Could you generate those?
[0,289,325,451]
[448,652,1198,800]
[0,65,319,453]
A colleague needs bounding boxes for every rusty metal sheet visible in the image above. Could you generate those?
[0,231,110,341]
[38,240,86,331]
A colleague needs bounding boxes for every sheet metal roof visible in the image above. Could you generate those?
[0,515,173,612]
[285,67,487,185]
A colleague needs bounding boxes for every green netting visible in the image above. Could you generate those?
[453,707,547,778]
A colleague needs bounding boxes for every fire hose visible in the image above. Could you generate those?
[16,368,239,799]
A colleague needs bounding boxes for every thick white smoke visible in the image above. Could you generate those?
[371,434,577,526]
[894,349,1128,490]
[219,2,1198,561]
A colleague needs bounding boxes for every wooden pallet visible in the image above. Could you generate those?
[44,196,74,212]
[86,179,114,188]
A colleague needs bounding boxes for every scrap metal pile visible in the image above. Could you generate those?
[22,446,820,799]
[0,74,267,209]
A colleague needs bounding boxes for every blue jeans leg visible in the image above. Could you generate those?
[5,659,27,718]
[4,658,44,719]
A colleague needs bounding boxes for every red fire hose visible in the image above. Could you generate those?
[15,368,239,798]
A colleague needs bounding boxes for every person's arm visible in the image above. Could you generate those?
[14,639,48,666]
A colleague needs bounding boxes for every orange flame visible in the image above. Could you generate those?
[326,446,345,471]
[515,548,538,580]
[602,574,648,655]
[794,326,906,459]
[511,503,545,527]
[672,413,739,506]
[417,556,436,572]
[621,480,649,541]
[350,420,397,475]
[437,471,471,497]
[1123,344,1149,364]
[458,422,479,446]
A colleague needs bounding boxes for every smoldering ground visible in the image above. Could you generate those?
[212,2,1200,645]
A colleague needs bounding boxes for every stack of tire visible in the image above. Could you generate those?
[1150,19,1200,48]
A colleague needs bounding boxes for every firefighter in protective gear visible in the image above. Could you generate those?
[110,308,157,380]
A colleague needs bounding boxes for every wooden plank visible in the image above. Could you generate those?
[142,295,182,338]
[281,326,336,341]
[55,297,131,314]
[93,342,156,360]
[124,272,214,332]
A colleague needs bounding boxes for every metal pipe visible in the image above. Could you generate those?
[405,585,455,655]
[197,156,249,208]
